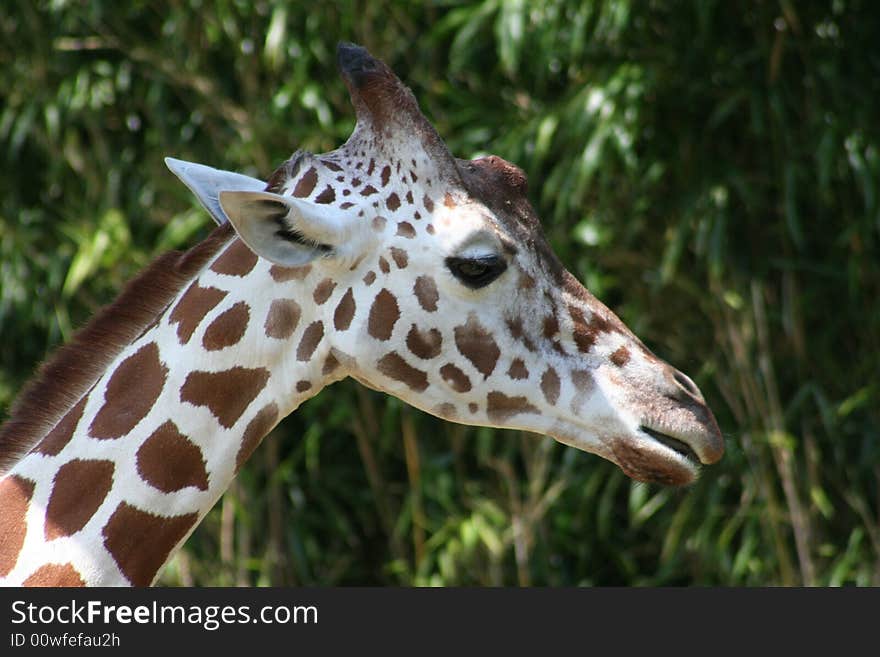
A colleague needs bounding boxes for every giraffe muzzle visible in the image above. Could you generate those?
[609,426,713,487]
[639,426,702,464]
[622,393,723,485]
[600,364,725,486]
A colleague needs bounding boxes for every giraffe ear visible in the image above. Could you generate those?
[165,157,267,226]
[218,190,350,267]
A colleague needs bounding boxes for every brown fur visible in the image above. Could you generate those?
[0,475,35,576]
[179,366,270,429]
[44,458,115,540]
[102,502,199,586]
[137,421,209,493]
[23,563,86,587]
[0,223,235,475]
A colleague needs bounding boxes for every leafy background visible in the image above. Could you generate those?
[1,1,877,585]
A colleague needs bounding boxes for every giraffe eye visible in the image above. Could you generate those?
[445,255,507,289]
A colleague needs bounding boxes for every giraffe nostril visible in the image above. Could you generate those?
[671,370,702,400]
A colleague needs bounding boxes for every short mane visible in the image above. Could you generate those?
[0,223,235,474]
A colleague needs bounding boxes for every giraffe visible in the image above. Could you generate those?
[0,43,723,587]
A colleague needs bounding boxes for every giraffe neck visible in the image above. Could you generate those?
[0,227,341,586]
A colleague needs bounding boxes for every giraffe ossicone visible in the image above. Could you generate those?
[0,42,723,587]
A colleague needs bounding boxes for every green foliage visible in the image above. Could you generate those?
[1,0,878,585]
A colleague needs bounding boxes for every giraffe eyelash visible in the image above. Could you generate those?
[273,216,333,254]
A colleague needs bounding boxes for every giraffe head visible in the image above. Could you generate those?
[171,43,723,486]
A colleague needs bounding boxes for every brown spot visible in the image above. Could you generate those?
[378,256,391,274]
[434,403,456,419]
[444,193,456,208]
[426,224,435,234]
[23,563,85,587]
[569,369,595,412]
[486,392,539,423]
[468,403,479,414]
[180,367,270,428]
[264,299,301,339]
[315,185,336,204]
[137,422,208,493]
[235,403,279,473]
[414,275,439,312]
[570,305,612,353]
[396,221,415,238]
[322,351,343,375]
[44,458,114,540]
[321,159,343,172]
[293,167,318,197]
[361,184,378,197]
[368,289,400,341]
[266,158,296,194]
[313,278,337,305]
[506,317,536,352]
[423,194,434,212]
[363,270,376,286]
[454,315,500,379]
[296,380,312,393]
[406,190,414,204]
[572,369,595,393]
[390,247,409,269]
[35,395,87,456]
[440,363,472,393]
[169,283,227,344]
[367,159,375,175]
[508,359,529,380]
[543,315,560,340]
[377,352,429,392]
[381,165,391,187]
[270,264,312,282]
[334,288,356,331]
[610,345,631,367]
[0,475,35,577]
[297,321,325,361]
[103,502,198,586]
[202,301,250,351]
[541,367,561,405]
[406,325,442,359]
[372,215,387,231]
[386,193,401,211]
[585,305,616,332]
[89,343,167,439]
[211,239,259,277]
[518,273,536,290]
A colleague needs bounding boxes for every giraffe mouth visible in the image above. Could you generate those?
[639,426,701,464]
